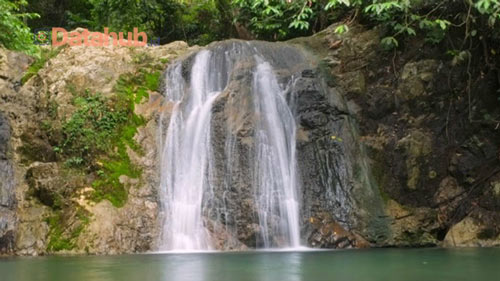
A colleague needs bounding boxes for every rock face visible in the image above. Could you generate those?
[0,47,34,255]
[295,23,500,247]
[444,215,500,247]
[0,41,191,255]
[0,112,16,254]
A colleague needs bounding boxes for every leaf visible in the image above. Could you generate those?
[435,19,451,30]
[381,36,399,49]
[334,24,349,34]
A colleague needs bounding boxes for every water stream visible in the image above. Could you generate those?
[158,42,304,251]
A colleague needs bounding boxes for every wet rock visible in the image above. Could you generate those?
[18,131,57,163]
[26,162,63,208]
[481,181,500,211]
[0,230,14,254]
[0,113,14,208]
[337,70,366,96]
[398,60,439,101]
[434,177,466,227]
[301,69,315,78]
[443,213,500,247]
[366,86,395,119]
[308,213,370,249]
[384,199,439,247]
[396,129,433,190]
[291,27,390,245]
[450,136,498,184]
[434,177,464,205]
[0,112,16,255]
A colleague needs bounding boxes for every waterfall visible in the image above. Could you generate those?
[158,42,304,251]
[252,60,300,248]
[159,50,218,251]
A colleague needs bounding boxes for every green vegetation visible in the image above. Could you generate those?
[90,74,149,207]
[26,0,229,46]
[46,208,90,252]
[1,0,498,54]
[0,0,39,55]
[54,69,160,207]
[18,49,164,210]
[21,47,62,84]
[232,0,500,47]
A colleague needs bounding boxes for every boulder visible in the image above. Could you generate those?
[308,213,370,249]
[444,214,500,247]
[398,60,439,101]
[385,199,439,247]
[25,162,63,208]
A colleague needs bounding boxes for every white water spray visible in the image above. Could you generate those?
[159,43,302,251]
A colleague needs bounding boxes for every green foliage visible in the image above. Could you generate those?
[88,0,223,45]
[58,91,128,163]
[334,23,349,34]
[476,0,500,26]
[0,0,39,55]
[46,208,90,252]
[232,0,319,40]
[26,0,93,30]
[23,0,226,46]
[230,0,499,49]
[89,72,152,207]
[178,0,225,45]
[56,89,133,206]
[361,1,452,48]
[18,0,500,48]
[89,0,156,36]
[21,46,62,84]
[53,69,160,208]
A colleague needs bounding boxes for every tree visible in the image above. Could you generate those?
[0,0,39,55]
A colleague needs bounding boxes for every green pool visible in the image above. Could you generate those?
[1,248,499,281]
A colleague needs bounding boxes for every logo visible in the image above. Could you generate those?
[34,28,160,47]
[33,28,52,45]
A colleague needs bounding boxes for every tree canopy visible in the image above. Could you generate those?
[0,0,499,56]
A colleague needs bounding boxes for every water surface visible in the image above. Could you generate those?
[1,248,499,281]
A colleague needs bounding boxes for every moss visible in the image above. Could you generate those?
[46,213,73,251]
[21,47,63,84]
[87,70,160,207]
[91,152,141,207]
[37,55,162,208]
[46,208,90,252]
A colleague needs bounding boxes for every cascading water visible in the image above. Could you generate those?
[158,41,306,251]
[159,50,218,251]
[252,60,300,248]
